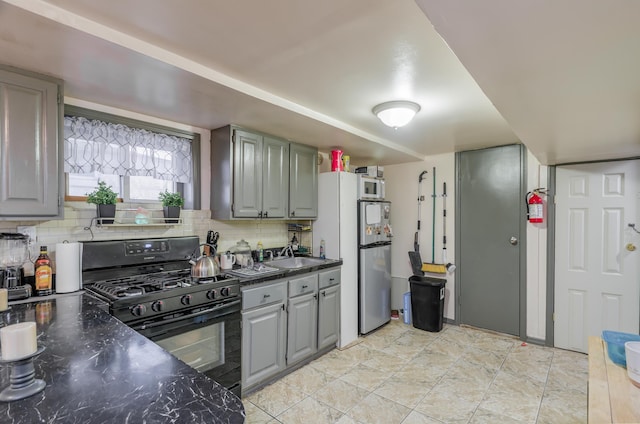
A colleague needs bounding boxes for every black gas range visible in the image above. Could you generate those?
[82,236,242,396]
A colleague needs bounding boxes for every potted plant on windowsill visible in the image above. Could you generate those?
[159,190,184,223]
[86,181,118,224]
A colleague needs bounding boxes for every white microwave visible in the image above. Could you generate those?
[358,175,385,200]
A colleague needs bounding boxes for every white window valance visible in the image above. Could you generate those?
[63,116,192,183]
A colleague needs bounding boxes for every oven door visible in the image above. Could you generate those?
[132,299,241,396]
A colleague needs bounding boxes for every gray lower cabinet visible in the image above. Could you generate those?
[318,284,340,350]
[241,280,287,390]
[318,268,341,349]
[286,274,318,365]
[0,66,63,219]
[289,143,318,218]
[241,267,341,395]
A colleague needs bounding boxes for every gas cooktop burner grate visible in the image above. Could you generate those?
[88,270,236,301]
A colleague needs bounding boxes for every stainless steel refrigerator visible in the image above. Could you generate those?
[358,200,392,334]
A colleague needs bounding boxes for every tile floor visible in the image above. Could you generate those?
[242,320,587,424]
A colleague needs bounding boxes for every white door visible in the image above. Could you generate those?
[555,160,640,353]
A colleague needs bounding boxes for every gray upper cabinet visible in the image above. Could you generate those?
[211,125,288,219]
[0,67,63,219]
[289,143,318,218]
[232,129,262,218]
[261,136,289,219]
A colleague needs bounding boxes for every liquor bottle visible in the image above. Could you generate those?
[35,246,53,296]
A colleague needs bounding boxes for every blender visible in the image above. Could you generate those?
[0,233,31,299]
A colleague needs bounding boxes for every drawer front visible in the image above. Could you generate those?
[318,268,341,289]
[288,274,318,297]
[242,280,287,310]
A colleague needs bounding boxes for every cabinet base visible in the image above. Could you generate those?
[241,344,335,398]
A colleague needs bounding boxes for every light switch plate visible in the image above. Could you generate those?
[16,226,37,245]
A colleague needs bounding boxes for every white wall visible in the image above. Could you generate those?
[385,150,549,340]
[385,154,456,320]
[526,155,548,341]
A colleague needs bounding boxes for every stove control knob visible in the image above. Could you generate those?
[220,287,230,297]
[151,300,164,312]
[181,295,192,305]
[206,289,217,300]
[131,304,147,317]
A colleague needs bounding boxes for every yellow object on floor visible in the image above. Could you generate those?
[421,262,446,274]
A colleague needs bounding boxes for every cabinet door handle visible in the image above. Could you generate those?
[291,210,296,217]
[329,278,335,282]
[322,291,326,297]
[302,285,308,289]
[263,294,271,298]
[258,211,263,218]
[264,211,268,218]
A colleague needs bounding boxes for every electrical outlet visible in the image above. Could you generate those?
[16,226,37,245]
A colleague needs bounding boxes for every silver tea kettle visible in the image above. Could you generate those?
[190,243,220,279]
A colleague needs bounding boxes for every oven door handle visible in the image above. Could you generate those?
[133,299,241,331]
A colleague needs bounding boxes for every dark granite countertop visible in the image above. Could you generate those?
[0,294,245,424]
[232,258,343,286]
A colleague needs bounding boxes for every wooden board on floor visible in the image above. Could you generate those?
[588,335,640,423]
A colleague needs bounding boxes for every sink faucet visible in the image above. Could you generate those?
[266,250,274,261]
[279,244,294,258]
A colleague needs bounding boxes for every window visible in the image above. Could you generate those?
[63,106,200,208]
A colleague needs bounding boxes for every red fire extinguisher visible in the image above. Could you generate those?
[526,190,544,223]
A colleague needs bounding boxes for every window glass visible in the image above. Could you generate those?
[129,176,174,201]
[68,173,121,197]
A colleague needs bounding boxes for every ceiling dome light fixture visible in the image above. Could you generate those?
[372,100,421,128]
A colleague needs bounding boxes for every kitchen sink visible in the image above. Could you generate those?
[224,264,283,278]
[267,257,328,269]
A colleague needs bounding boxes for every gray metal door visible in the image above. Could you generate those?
[456,144,525,336]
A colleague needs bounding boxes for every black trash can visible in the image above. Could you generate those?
[409,275,446,332]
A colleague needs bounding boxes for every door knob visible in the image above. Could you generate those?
[510,237,518,245]
[626,243,637,252]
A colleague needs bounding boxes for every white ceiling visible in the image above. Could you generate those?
[1,0,637,165]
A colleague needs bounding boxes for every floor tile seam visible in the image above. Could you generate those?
[245,400,279,422]
[291,395,347,422]
[339,367,395,393]
[359,391,414,422]
[398,409,448,424]
[535,347,553,422]
[270,391,313,421]
[308,390,361,416]
[254,380,313,417]
[359,348,408,364]
[476,348,510,407]
[540,349,587,400]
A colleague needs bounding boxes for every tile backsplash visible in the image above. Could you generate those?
[0,202,301,275]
